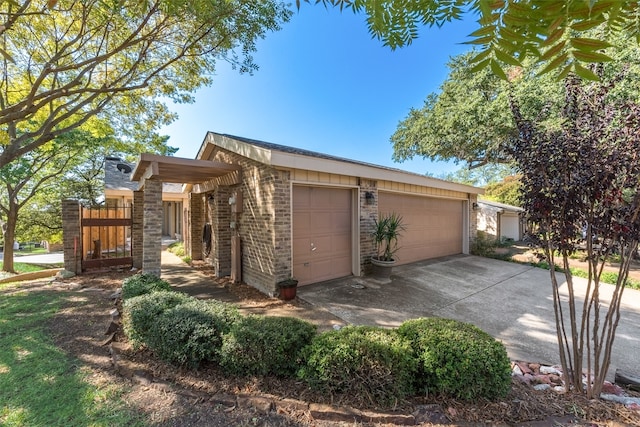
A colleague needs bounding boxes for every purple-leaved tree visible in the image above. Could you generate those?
[511,73,640,398]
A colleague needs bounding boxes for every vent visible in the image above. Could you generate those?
[116,163,132,174]
[105,156,121,161]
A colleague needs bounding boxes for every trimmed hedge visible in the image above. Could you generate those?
[122,291,191,349]
[397,317,511,400]
[297,326,417,406]
[145,299,241,368]
[220,315,317,377]
[121,273,172,300]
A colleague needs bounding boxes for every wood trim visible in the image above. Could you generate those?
[81,218,133,227]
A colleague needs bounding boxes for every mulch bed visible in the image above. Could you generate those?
[16,268,640,426]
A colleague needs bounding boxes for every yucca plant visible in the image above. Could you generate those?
[372,212,405,262]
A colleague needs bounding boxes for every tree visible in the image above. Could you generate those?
[391,43,640,169]
[483,175,521,206]
[438,163,515,187]
[305,0,640,80]
[0,133,84,272]
[391,52,562,168]
[0,0,292,168]
[511,72,640,398]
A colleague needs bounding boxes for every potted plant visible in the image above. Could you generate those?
[370,212,405,279]
[277,278,298,301]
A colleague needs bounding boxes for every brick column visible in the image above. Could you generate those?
[359,179,378,274]
[466,195,478,254]
[62,199,82,274]
[213,187,232,277]
[132,190,143,269]
[142,180,162,276]
[189,193,204,261]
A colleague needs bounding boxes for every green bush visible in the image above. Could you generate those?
[470,232,499,257]
[122,291,192,349]
[167,241,186,257]
[121,273,172,300]
[298,326,417,406]
[397,318,511,400]
[220,315,317,377]
[146,299,241,368]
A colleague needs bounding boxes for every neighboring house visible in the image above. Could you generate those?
[129,132,483,295]
[104,157,187,240]
[476,199,524,241]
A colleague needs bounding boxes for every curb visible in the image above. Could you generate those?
[0,268,63,284]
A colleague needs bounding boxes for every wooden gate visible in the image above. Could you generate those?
[81,205,132,270]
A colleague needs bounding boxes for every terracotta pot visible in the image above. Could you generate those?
[278,279,298,301]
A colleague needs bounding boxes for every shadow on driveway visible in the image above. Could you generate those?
[297,254,640,380]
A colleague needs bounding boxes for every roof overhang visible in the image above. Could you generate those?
[199,132,483,195]
[131,153,241,186]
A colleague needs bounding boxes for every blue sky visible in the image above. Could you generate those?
[160,5,478,176]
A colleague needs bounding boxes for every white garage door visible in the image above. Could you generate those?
[378,192,463,265]
[501,214,521,241]
[293,186,353,286]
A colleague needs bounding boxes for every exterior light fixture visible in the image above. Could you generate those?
[365,191,375,205]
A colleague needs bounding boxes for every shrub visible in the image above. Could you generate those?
[470,232,499,257]
[220,315,317,377]
[298,326,417,406]
[121,273,172,300]
[122,291,192,349]
[167,241,185,257]
[146,299,241,368]
[397,317,511,400]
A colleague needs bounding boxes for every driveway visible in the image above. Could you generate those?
[297,255,640,380]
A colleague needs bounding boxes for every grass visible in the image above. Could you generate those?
[569,267,640,290]
[0,262,47,274]
[524,260,640,290]
[0,288,145,426]
[166,241,185,257]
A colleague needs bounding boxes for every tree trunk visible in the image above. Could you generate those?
[2,201,20,273]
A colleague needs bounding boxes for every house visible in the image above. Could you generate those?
[476,199,524,241]
[127,132,483,295]
[104,157,187,240]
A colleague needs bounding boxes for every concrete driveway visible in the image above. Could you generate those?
[297,254,640,380]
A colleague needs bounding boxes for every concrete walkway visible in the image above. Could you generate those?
[161,251,240,303]
[297,254,640,380]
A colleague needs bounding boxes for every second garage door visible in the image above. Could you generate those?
[293,186,353,286]
[378,192,463,265]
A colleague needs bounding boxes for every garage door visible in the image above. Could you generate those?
[293,186,352,286]
[378,192,463,265]
[500,214,521,241]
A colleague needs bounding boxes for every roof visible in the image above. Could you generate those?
[477,198,523,213]
[131,153,241,184]
[104,157,191,195]
[105,158,138,191]
[198,132,483,195]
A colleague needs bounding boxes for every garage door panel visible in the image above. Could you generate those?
[293,212,311,235]
[311,211,333,233]
[293,186,353,286]
[379,192,463,265]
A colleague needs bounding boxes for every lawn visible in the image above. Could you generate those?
[0,262,47,274]
[0,288,144,426]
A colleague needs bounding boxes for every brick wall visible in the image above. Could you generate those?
[189,193,204,261]
[469,195,479,251]
[209,148,284,295]
[132,190,143,269]
[62,199,81,273]
[208,187,232,276]
[142,179,162,276]
[359,179,378,274]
